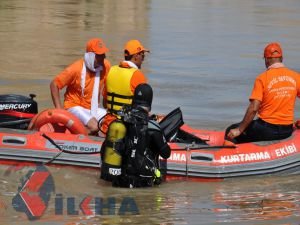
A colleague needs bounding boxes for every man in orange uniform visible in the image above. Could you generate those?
[50,38,110,134]
[101,39,149,133]
[225,42,300,143]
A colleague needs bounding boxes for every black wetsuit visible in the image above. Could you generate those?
[113,113,171,188]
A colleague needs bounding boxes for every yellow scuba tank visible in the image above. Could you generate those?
[100,120,126,182]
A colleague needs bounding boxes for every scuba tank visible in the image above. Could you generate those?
[100,120,126,182]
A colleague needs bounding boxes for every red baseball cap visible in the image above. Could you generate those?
[264,42,282,58]
[86,38,109,54]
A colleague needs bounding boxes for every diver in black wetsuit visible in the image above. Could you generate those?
[101,83,171,188]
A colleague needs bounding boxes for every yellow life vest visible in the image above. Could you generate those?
[106,65,137,114]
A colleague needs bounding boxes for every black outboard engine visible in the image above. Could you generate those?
[0,94,38,129]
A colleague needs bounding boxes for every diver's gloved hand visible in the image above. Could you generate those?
[149,114,164,122]
[153,169,162,185]
[149,114,157,120]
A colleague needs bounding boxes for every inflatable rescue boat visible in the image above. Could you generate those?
[0,94,300,180]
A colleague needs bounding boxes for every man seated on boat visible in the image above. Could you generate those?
[225,42,300,144]
[101,83,171,188]
[50,38,111,135]
[100,40,150,133]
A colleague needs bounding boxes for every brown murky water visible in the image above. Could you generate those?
[1,0,300,224]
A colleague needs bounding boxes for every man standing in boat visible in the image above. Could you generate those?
[225,42,300,144]
[101,39,149,133]
[50,38,110,135]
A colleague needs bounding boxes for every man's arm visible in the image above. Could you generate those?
[101,59,111,109]
[130,70,148,93]
[227,99,261,139]
[148,120,171,159]
[102,80,107,108]
[50,80,63,109]
[151,129,171,159]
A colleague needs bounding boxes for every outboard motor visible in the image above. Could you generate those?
[0,94,38,129]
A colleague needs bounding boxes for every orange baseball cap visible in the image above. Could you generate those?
[263,42,282,58]
[86,38,109,55]
[124,39,149,56]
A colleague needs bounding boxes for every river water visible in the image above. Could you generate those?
[1,0,300,224]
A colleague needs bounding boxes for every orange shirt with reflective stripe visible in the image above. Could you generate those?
[250,66,300,125]
[54,58,110,109]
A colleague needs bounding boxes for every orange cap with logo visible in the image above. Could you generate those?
[86,38,109,55]
[264,42,283,58]
[124,40,150,56]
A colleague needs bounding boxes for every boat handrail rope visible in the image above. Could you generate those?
[41,133,101,165]
[0,119,31,127]
[172,145,236,151]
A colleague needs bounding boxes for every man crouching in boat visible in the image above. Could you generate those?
[50,38,111,135]
[225,42,300,144]
[100,83,171,188]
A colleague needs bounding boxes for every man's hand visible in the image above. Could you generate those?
[227,99,261,140]
[227,127,242,140]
